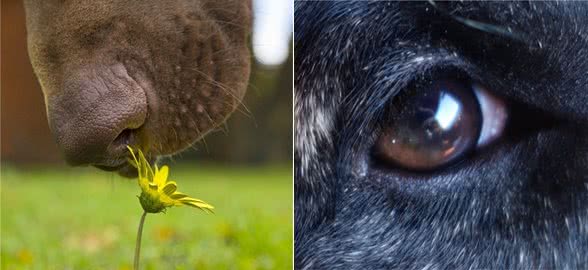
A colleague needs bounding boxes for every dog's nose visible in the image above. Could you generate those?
[47,64,147,166]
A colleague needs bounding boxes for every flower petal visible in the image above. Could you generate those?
[148,183,158,191]
[182,200,215,213]
[154,166,169,187]
[170,192,188,200]
[127,146,142,178]
[178,197,207,204]
[128,146,215,214]
[161,181,177,195]
[159,194,178,206]
[138,176,150,191]
[137,149,153,178]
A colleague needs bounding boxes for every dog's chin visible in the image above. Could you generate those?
[92,154,157,178]
[93,163,137,178]
[88,137,192,178]
[116,164,139,178]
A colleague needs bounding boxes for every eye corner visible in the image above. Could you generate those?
[471,82,509,148]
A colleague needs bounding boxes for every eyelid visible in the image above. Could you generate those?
[473,83,508,147]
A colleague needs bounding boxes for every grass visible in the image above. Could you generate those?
[1,163,292,270]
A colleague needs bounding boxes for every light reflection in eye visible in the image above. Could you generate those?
[434,92,460,130]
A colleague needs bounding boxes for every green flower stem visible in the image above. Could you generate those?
[134,211,147,270]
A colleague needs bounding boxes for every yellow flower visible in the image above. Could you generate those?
[127,146,214,214]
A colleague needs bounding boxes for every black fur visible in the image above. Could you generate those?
[295,2,588,269]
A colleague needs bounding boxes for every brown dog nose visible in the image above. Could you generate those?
[46,64,147,166]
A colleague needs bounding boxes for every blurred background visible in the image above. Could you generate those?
[1,0,293,269]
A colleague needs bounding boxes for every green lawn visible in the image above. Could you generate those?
[1,163,292,270]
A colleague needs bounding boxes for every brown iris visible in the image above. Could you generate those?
[375,80,481,171]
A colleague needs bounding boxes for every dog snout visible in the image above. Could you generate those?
[48,64,147,166]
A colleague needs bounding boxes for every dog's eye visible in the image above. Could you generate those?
[374,79,507,171]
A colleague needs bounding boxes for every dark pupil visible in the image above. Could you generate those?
[376,80,481,170]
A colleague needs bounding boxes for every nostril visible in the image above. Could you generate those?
[52,64,148,167]
[112,128,135,148]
